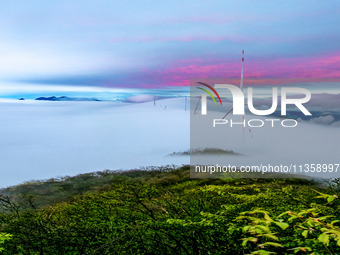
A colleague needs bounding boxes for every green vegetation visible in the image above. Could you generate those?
[169,148,241,156]
[0,166,339,254]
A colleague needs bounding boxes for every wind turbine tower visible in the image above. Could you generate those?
[240,50,244,92]
[240,50,245,142]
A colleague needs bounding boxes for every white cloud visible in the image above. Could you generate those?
[309,115,335,125]
[331,121,340,127]
[0,82,140,96]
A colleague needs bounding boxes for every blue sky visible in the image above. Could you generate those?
[0,0,340,89]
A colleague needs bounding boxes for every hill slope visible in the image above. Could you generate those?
[0,166,339,254]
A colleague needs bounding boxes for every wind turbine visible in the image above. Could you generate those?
[240,50,245,141]
[240,50,244,92]
[220,50,252,137]
[220,50,245,121]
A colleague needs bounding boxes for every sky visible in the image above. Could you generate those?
[1,0,340,89]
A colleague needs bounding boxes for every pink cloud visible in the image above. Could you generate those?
[137,52,340,87]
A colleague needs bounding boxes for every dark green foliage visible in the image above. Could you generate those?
[0,166,339,254]
[0,166,179,209]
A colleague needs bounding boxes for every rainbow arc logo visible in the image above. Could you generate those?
[196,82,222,106]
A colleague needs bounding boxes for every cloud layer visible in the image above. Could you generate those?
[1,1,340,87]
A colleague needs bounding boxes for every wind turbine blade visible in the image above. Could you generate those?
[194,98,201,114]
[221,108,233,120]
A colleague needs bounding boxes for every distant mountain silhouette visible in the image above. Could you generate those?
[35,96,101,101]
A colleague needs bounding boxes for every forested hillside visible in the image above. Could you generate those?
[0,166,339,254]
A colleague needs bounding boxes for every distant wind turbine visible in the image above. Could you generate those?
[220,50,252,137]
[220,50,245,121]
[240,50,245,140]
